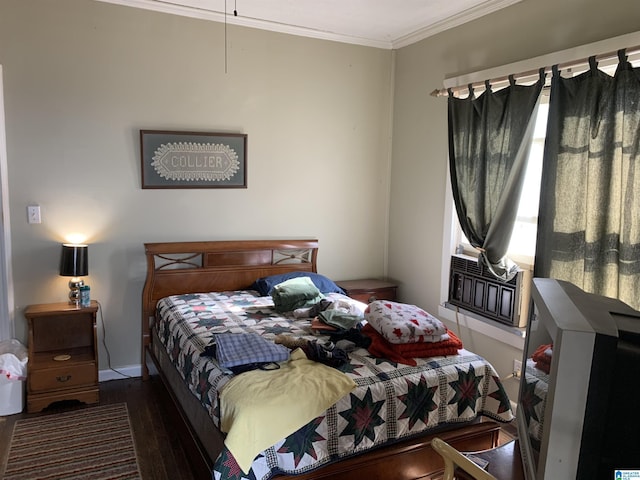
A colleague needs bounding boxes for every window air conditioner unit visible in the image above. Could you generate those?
[447,254,531,328]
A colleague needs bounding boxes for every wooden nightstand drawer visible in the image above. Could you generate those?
[337,279,398,304]
[29,363,97,392]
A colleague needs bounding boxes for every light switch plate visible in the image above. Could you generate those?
[27,205,41,224]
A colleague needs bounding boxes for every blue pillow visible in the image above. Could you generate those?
[250,272,346,296]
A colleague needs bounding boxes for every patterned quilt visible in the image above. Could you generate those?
[155,290,514,480]
[519,359,549,448]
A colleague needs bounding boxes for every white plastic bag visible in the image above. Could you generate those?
[0,339,28,381]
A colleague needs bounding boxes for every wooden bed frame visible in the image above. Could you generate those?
[141,239,502,480]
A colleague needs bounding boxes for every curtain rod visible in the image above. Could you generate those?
[431,44,640,98]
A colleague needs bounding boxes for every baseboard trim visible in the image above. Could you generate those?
[99,364,142,382]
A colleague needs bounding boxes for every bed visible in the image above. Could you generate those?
[141,239,514,480]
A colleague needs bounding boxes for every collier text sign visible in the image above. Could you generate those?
[140,130,247,188]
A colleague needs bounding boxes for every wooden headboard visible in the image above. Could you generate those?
[141,239,319,377]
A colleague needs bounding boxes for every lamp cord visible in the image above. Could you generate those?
[97,301,133,379]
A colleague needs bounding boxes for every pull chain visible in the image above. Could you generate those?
[225,0,238,74]
[224,0,227,74]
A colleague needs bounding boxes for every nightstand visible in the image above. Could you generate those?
[24,301,99,413]
[336,279,398,304]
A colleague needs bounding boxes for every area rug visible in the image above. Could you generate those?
[2,403,141,480]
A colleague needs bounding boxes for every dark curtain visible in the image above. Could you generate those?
[535,52,640,310]
[448,73,544,280]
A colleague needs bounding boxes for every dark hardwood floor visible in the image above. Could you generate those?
[0,377,197,480]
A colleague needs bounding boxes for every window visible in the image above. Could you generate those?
[453,98,549,267]
[506,100,548,263]
[439,33,640,347]
[441,44,636,319]
[452,56,627,268]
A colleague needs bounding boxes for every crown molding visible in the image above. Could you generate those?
[95,0,522,50]
[94,0,393,48]
[392,0,523,49]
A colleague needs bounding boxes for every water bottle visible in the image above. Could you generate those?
[80,285,91,307]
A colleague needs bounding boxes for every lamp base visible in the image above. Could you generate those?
[68,278,84,306]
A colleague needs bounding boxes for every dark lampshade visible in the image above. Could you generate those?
[60,243,88,306]
[59,244,88,277]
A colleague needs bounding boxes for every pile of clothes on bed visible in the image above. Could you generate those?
[262,276,363,367]
[270,275,463,366]
[361,300,463,365]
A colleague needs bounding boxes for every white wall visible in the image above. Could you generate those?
[0,0,393,372]
[388,0,640,399]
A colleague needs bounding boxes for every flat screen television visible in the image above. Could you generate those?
[517,278,640,479]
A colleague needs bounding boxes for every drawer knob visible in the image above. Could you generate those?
[56,375,71,383]
[368,295,377,303]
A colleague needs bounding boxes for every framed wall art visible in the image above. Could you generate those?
[140,130,247,188]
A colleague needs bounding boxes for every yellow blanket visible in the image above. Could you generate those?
[219,348,356,473]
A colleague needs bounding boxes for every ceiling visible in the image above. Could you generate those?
[97,0,523,49]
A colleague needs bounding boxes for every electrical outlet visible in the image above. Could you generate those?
[513,359,522,378]
[27,205,41,224]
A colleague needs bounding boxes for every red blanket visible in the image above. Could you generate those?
[531,343,553,374]
[362,324,463,366]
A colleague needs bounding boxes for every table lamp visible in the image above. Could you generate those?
[59,243,88,306]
